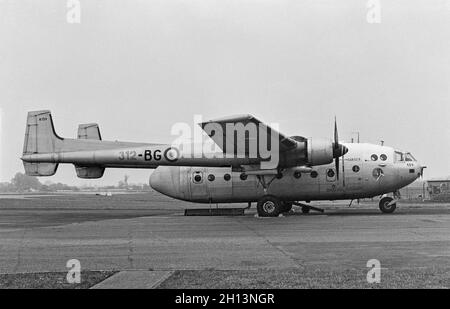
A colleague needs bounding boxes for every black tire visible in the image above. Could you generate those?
[379,197,396,214]
[301,206,310,214]
[281,202,293,213]
[257,196,283,217]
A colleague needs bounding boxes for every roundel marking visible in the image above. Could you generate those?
[164,147,180,162]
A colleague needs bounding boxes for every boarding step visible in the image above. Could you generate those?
[184,208,245,216]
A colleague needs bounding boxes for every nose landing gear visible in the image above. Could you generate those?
[379,196,397,213]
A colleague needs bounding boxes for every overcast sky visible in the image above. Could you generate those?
[1,0,449,185]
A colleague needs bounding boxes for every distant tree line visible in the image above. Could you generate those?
[0,172,150,193]
[0,172,79,192]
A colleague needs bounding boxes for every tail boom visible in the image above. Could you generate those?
[21,110,152,177]
[21,110,259,177]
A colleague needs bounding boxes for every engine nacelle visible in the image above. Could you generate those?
[306,138,334,166]
[274,136,346,168]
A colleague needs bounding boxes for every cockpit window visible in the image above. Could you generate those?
[394,151,404,162]
[394,151,416,162]
[405,153,416,161]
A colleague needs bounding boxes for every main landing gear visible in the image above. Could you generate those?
[256,196,324,217]
[256,195,283,217]
[254,173,290,217]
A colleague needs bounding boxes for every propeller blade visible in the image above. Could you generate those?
[334,117,340,180]
[335,157,339,180]
[342,155,345,187]
[334,117,339,145]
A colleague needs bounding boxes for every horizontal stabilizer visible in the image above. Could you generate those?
[75,165,105,179]
[23,162,58,176]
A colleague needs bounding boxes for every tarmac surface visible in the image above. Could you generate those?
[0,192,449,285]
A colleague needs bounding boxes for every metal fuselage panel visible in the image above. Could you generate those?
[150,143,421,203]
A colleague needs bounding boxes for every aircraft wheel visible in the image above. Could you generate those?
[379,197,396,214]
[281,202,293,213]
[301,206,310,214]
[257,196,282,217]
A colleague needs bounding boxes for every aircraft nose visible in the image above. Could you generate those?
[150,166,180,198]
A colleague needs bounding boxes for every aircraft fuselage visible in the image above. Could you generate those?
[150,143,421,203]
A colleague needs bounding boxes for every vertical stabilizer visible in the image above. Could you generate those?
[22,110,60,176]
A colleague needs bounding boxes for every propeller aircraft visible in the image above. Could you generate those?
[21,110,424,217]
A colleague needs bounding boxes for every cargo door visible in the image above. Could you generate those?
[188,167,208,201]
[320,167,338,194]
[345,161,364,193]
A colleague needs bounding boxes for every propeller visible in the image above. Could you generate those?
[332,117,348,182]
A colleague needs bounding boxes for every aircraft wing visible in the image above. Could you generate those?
[200,114,302,156]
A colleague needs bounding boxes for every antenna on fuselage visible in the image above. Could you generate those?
[351,131,360,143]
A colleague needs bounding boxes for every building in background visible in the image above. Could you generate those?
[426,177,450,201]
[399,179,427,200]
[400,177,450,201]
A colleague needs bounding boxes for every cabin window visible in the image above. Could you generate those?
[207,174,215,181]
[193,172,203,184]
[240,173,248,181]
[310,171,318,178]
[352,165,360,173]
[327,169,335,178]
[372,168,384,179]
[380,154,387,161]
[224,173,231,181]
[371,154,378,161]
[394,151,404,162]
[294,171,302,179]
